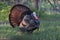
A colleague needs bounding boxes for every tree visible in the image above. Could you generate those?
[34,0,38,10]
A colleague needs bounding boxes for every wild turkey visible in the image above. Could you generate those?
[9,4,40,33]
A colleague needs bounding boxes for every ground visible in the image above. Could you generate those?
[0,15,60,40]
[0,3,60,40]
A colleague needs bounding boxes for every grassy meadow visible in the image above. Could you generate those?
[0,17,60,40]
[0,2,60,40]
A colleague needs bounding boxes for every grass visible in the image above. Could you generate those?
[0,2,60,40]
[0,2,11,21]
[0,17,60,40]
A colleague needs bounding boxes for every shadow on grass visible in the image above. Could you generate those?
[9,32,40,40]
[8,28,57,40]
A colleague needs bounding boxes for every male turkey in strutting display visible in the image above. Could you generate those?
[9,4,40,33]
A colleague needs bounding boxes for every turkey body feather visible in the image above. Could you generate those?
[9,4,32,27]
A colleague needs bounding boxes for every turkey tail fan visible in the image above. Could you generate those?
[9,4,32,28]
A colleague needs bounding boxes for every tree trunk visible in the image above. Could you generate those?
[34,0,38,10]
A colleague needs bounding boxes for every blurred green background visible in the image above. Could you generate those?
[0,0,60,40]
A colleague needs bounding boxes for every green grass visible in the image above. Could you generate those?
[0,2,11,21]
[0,2,60,40]
[0,18,60,40]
